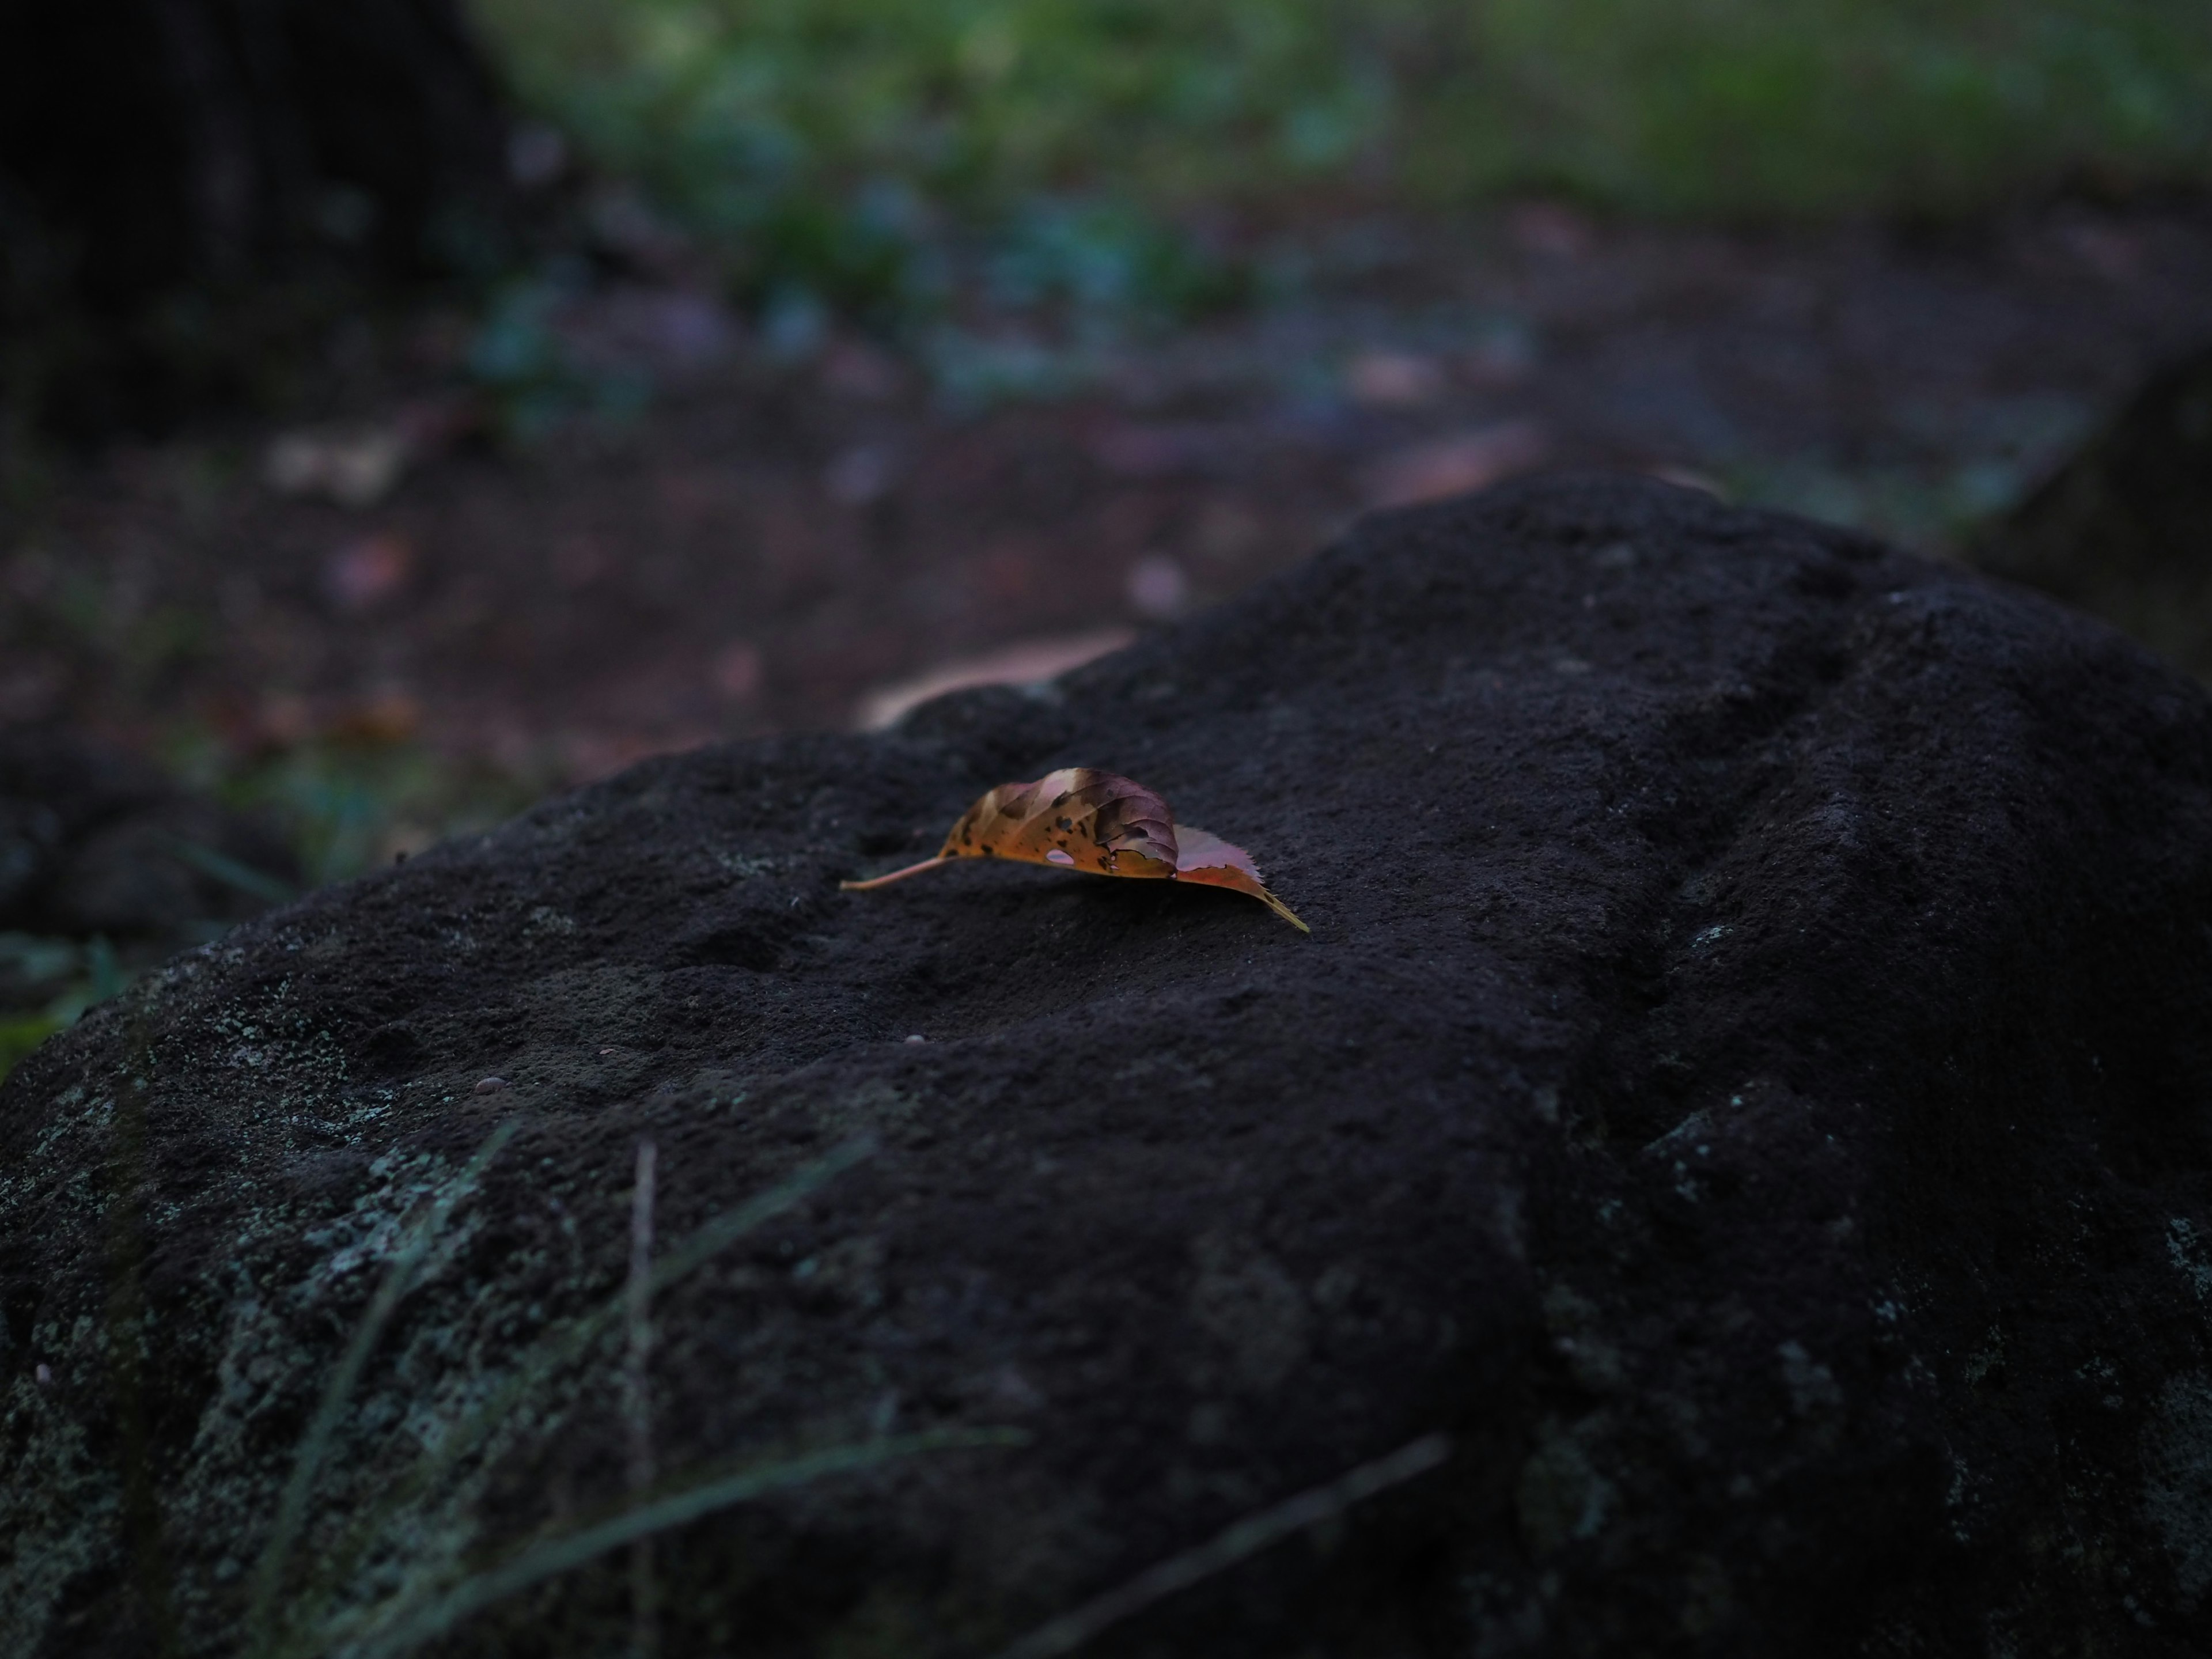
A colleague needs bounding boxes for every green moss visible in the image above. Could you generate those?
[0,1380,124,1641]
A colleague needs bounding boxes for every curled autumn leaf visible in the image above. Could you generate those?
[841,768,1308,932]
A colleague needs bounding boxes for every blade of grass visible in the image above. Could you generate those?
[88,934,122,1002]
[990,1432,1452,1659]
[171,837,299,906]
[641,1135,878,1294]
[244,1119,520,1656]
[349,1427,1028,1659]
[278,1136,877,1649]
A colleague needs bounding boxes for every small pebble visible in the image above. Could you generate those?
[598,1047,617,1056]
[474,1076,509,1094]
[35,1363,52,1387]
[903,1034,926,1044]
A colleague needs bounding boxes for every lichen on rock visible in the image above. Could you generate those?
[6,475,2212,1655]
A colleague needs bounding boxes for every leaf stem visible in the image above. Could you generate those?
[839,856,952,891]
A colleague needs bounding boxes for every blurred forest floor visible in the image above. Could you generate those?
[5,0,2212,888]
[6,194,2210,888]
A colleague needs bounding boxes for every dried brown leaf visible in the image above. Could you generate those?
[840,767,1308,931]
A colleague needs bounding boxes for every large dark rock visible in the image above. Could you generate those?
[6,475,2212,1657]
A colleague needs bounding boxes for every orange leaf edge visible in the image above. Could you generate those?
[1175,861,1310,933]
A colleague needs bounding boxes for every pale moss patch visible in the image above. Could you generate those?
[0,1379,122,1642]
[1516,1415,1617,1556]
[2144,1372,2212,1608]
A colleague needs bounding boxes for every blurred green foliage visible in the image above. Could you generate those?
[0,933,120,1084]
[469,262,658,437]
[478,0,2212,241]
[0,734,539,1085]
[169,734,549,890]
[1456,0,2212,212]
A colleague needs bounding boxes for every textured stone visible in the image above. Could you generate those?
[5,476,2212,1657]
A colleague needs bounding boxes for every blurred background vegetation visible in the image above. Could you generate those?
[476,0,2212,324]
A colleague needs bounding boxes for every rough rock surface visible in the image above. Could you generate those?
[6,475,2212,1658]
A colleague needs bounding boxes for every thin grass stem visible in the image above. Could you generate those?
[989,1433,1452,1659]
[244,1119,519,1657]
[624,1138,659,1659]
[349,1428,1027,1659]
[279,1136,876,1650]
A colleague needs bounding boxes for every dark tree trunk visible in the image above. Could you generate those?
[0,0,517,433]
[1,0,514,297]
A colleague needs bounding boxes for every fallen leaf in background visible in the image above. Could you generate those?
[1125,554,1189,620]
[1645,464,1728,499]
[1343,349,1446,408]
[842,767,1308,931]
[324,690,423,745]
[264,396,483,509]
[324,533,416,613]
[853,630,1134,732]
[268,428,410,508]
[1363,420,1550,509]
